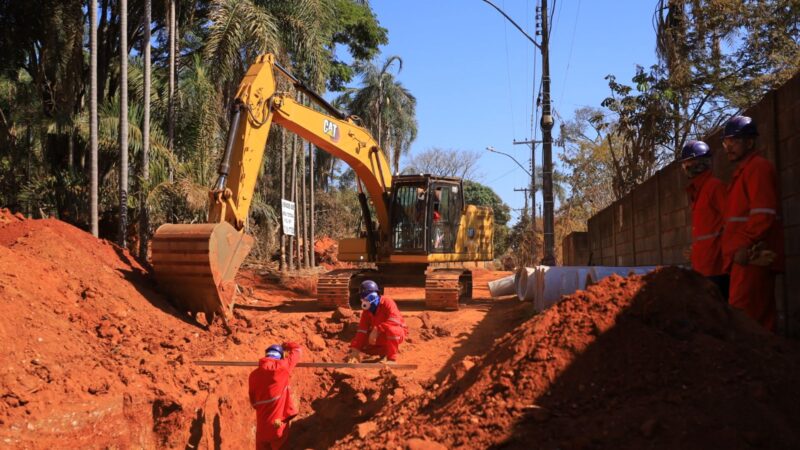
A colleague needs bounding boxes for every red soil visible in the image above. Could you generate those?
[0,215,523,449]
[333,267,800,449]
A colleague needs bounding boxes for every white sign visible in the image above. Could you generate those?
[281,199,295,236]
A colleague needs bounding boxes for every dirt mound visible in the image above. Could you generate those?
[314,236,339,266]
[0,208,24,225]
[333,267,800,449]
[0,217,343,448]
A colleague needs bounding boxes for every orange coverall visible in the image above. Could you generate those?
[248,342,302,449]
[350,296,408,361]
[721,151,784,331]
[686,170,727,277]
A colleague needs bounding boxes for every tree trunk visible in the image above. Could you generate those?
[167,0,176,182]
[118,0,129,248]
[301,133,309,269]
[289,133,297,271]
[90,0,99,237]
[280,128,287,272]
[309,141,315,268]
[139,0,151,260]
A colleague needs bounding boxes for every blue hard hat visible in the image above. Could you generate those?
[360,280,379,298]
[678,140,711,162]
[723,116,759,138]
[265,344,284,360]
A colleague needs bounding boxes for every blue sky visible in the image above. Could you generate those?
[363,0,658,222]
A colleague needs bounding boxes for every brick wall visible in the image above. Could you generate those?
[563,72,800,337]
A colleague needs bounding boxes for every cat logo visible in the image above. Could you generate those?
[323,119,339,142]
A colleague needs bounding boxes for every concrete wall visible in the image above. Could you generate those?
[563,71,800,337]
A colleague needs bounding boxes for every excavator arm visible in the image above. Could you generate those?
[151,54,392,324]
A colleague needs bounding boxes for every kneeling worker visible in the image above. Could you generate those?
[347,280,408,362]
[249,342,303,449]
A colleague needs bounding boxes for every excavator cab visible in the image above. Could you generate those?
[389,176,463,255]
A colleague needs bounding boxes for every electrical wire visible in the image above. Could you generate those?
[502,0,517,138]
[559,0,581,107]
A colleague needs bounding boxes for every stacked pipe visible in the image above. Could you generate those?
[487,266,658,311]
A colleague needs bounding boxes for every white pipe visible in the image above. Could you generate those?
[487,274,516,298]
[515,267,537,301]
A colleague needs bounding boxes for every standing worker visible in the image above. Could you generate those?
[347,280,408,362]
[249,342,303,449]
[679,140,729,300]
[720,116,783,331]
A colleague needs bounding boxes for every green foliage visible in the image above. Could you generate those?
[327,0,388,91]
[337,55,418,174]
[313,188,362,240]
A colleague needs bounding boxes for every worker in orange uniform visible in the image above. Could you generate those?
[249,342,303,449]
[720,116,783,331]
[347,280,408,362]
[679,140,728,300]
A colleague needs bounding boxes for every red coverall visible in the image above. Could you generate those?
[248,342,302,450]
[686,170,726,277]
[721,151,784,331]
[350,296,408,361]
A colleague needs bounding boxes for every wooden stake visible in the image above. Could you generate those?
[194,360,418,370]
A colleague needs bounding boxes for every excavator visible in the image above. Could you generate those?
[151,54,494,324]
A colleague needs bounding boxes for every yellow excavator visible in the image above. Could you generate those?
[151,54,494,323]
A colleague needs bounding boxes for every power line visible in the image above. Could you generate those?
[501,0,516,138]
[559,0,581,107]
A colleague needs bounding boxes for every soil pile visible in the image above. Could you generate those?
[334,267,800,449]
[314,236,339,267]
[2,216,510,449]
[0,217,346,448]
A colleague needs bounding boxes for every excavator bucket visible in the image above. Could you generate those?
[151,222,253,323]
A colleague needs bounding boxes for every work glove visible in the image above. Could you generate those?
[345,348,361,363]
[368,328,379,345]
[272,419,283,429]
[733,247,750,265]
[748,242,776,266]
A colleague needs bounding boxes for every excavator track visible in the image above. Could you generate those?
[425,269,472,310]
[317,269,362,309]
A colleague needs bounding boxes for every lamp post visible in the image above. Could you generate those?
[482,0,555,265]
[486,146,535,264]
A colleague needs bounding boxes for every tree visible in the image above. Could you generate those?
[118,0,129,247]
[463,180,511,257]
[600,67,673,198]
[139,0,151,257]
[340,55,418,174]
[559,106,616,218]
[403,148,481,180]
[90,0,99,236]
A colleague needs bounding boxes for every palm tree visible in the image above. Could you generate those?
[140,0,152,258]
[343,56,418,174]
[90,0,99,237]
[119,0,129,247]
[168,0,177,182]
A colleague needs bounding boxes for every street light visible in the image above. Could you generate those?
[485,146,531,176]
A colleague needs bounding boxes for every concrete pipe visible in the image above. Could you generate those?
[515,266,538,302]
[487,274,516,298]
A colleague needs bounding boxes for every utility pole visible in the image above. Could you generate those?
[483,0,556,266]
[513,139,540,265]
[540,0,556,265]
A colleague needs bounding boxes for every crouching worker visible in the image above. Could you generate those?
[248,342,302,449]
[347,280,408,362]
